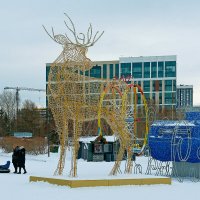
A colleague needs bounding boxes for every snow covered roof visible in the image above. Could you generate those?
[79,136,116,143]
[151,120,195,127]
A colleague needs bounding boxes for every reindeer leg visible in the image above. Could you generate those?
[70,119,82,177]
[109,142,125,175]
[124,146,134,174]
[103,111,126,176]
[54,119,68,176]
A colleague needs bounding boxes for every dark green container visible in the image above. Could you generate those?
[113,141,120,153]
[87,152,93,162]
[105,154,112,162]
[111,154,117,161]
[93,153,104,162]
[88,143,93,152]
[87,143,93,161]
[77,142,82,159]
[50,145,59,153]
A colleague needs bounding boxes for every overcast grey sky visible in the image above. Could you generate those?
[0,0,200,106]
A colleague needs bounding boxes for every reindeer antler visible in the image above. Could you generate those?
[64,13,104,47]
[43,13,104,47]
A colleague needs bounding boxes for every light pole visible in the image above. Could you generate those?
[0,108,3,117]
[46,108,50,157]
[0,108,4,136]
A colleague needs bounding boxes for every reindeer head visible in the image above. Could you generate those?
[43,13,104,72]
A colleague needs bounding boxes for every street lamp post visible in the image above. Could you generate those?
[0,109,4,137]
[46,108,50,157]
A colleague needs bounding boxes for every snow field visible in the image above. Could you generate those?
[0,150,199,200]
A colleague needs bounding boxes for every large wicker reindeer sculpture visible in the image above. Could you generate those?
[44,14,132,177]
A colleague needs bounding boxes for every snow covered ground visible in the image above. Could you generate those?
[0,149,200,200]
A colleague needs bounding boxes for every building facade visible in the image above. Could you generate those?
[46,55,177,109]
[177,85,193,108]
[91,55,177,109]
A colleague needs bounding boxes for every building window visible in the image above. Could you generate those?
[103,64,107,79]
[47,65,61,81]
[165,92,172,104]
[152,92,156,102]
[165,80,172,91]
[121,63,131,78]
[132,62,142,78]
[144,62,150,78]
[143,81,150,92]
[172,92,176,104]
[152,80,162,92]
[137,93,141,104]
[46,65,50,82]
[144,93,150,100]
[151,62,157,78]
[110,64,114,79]
[85,70,89,76]
[165,61,176,77]
[158,62,164,78]
[173,80,176,91]
[159,92,162,104]
[115,64,119,79]
[153,80,160,92]
[90,82,101,93]
[90,65,101,78]
[159,80,162,91]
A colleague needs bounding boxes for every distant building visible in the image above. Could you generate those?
[177,85,193,108]
[46,55,177,109]
[118,56,177,109]
[34,108,47,121]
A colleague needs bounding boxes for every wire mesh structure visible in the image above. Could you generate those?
[44,14,136,177]
[97,81,150,174]
[147,116,200,182]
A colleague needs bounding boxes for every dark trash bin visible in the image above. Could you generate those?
[111,154,117,161]
[105,154,112,162]
[132,154,136,161]
[87,152,93,162]
[50,145,59,153]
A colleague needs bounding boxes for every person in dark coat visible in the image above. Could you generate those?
[12,146,19,173]
[17,146,27,174]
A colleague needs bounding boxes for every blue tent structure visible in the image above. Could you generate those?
[148,120,200,163]
[148,112,200,179]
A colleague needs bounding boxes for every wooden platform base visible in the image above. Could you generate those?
[29,176,171,188]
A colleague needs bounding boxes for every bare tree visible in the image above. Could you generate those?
[22,99,37,110]
[18,100,46,137]
[0,91,16,134]
[0,91,16,121]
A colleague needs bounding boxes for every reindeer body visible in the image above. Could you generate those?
[45,14,133,177]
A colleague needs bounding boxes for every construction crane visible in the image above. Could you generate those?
[4,86,46,122]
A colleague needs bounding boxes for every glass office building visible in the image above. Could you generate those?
[46,55,177,109]
[91,56,177,109]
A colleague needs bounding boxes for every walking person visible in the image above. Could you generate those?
[17,146,27,174]
[12,145,19,173]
